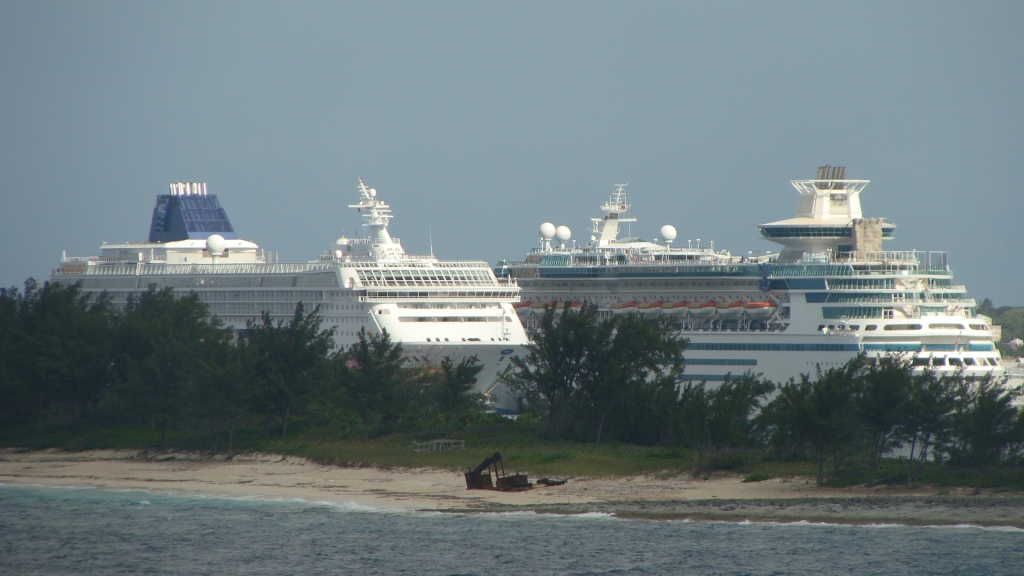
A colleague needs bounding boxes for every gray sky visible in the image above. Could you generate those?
[2,2,1022,305]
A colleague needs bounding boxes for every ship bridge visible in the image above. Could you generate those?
[759,166,896,263]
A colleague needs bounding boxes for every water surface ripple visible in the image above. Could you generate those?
[1,485,1021,575]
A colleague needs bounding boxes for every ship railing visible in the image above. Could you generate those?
[835,250,922,264]
[342,260,492,268]
[54,262,344,276]
[838,296,974,304]
[347,236,403,246]
[834,250,951,270]
[60,256,97,263]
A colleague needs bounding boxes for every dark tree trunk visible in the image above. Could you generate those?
[211,424,219,454]
[867,432,884,487]
[815,445,825,486]
[227,419,236,460]
[595,411,609,444]
[906,431,919,488]
[282,407,289,438]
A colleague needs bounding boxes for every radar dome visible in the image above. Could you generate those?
[206,234,226,257]
[660,225,677,241]
[335,236,351,246]
[539,222,556,239]
[555,226,572,242]
[369,188,377,197]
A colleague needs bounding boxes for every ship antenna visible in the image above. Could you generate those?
[429,224,434,257]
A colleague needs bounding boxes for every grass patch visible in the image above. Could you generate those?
[5,421,1024,489]
[276,428,701,478]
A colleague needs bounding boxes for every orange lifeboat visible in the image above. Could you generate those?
[611,301,638,314]
[744,300,777,318]
[661,300,688,315]
[717,300,745,318]
[639,301,663,315]
[689,300,718,317]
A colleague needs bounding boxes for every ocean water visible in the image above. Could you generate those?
[1,484,1022,575]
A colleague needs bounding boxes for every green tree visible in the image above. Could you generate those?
[188,333,253,458]
[762,358,862,485]
[950,375,1022,494]
[857,355,913,486]
[431,355,485,437]
[579,314,686,444]
[507,307,598,437]
[244,303,334,437]
[335,328,407,439]
[677,381,711,470]
[0,281,117,426]
[109,286,227,446]
[0,284,32,427]
[679,374,774,472]
[509,308,687,443]
[900,368,957,487]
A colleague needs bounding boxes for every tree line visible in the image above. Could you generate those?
[509,307,1024,493]
[0,280,487,455]
[2,280,1022,491]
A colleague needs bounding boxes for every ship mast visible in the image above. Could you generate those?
[349,179,405,261]
[591,183,636,247]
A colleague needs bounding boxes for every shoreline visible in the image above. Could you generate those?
[3,448,1023,527]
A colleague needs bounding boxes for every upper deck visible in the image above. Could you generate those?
[503,250,956,282]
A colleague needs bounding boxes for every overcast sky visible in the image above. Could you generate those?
[2,2,1022,305]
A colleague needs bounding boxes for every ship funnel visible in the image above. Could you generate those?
[816,165,846,180]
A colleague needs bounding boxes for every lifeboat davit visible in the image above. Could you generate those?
[661,300,689,315]
[689,300,718,318]
[611,301,638,314]
[639,301,663,315]
[717,300,745,318]
[744,300,777,319]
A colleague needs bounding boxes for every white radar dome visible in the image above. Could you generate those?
[206,234,226,256]
[660,225,677,241]
[369,188,377,197]
[335,236,351,246]
[539,222,556,239]
[555,226,572,242]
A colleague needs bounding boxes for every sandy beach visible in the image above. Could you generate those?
[2,448,1023,527]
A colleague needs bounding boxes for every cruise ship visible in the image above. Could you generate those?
[52,180,529,408]
[498,167,1010,385]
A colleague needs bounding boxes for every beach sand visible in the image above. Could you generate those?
[2,448,1022,526]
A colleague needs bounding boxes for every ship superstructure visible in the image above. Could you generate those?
[499,168,1008,384]
[53,180,529,408]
